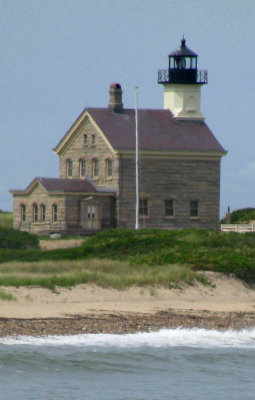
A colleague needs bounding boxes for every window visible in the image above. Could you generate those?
[79,158,86,177]
[106,159,113,177]
[92,159,99,178]
[66,159,73,178]
[52,204,58,222]
[139,199,148,216]
[91,134,96,145]
[165,199,174,216]
[20,204,26,222]
[33,204,38,222]
[40,204,46,222]
[190,200,199,217]
[83,134,88,146]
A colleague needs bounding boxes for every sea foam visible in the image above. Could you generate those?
[1,327,255,348]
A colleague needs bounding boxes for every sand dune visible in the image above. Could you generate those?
[1,272,255,319]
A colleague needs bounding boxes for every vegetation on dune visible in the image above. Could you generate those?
[0,210,13,229]
[78,229,255,283]
[0,228,255,287]
[0,226,39,250]
[221,207,255,224]
[0,259,209,291]
[0,289,17,301]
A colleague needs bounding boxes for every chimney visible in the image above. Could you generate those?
[108,83,124,113]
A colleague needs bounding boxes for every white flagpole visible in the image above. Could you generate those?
[135,86,139,230]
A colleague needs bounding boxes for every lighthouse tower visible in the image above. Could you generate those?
[158,38,208,120]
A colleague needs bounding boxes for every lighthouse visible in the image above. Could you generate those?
[158,38,208,120]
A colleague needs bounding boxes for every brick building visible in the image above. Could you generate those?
[10,39,226,234]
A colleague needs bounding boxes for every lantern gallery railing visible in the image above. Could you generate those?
[158,69,208,84]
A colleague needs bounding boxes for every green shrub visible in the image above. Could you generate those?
[1,228,255,283]
[221,207,255,224]
[0,227,39,250]
[0,289,17,301]
[0,211,13,228]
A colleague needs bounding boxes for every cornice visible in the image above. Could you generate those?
[115,149,227,160]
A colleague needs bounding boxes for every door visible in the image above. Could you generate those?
[80,199,102,230]
[87,205,98,229]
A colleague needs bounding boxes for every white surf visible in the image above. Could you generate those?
[1,327,255,348]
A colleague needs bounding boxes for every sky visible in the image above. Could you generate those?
[1,0,255,217]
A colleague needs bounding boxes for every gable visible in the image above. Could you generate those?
[10,178,48,196]
[53,110,115,156]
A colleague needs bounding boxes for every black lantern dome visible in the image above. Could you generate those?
[158,38,208,85]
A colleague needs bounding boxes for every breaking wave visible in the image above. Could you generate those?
[1,327,255,348]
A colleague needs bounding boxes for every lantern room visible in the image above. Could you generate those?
[158,38,208,85]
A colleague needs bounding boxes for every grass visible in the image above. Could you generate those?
[0,226,39,250]
[0,289,17,301]
[1,228,255,288]
[0,259,210,290]
[221,207,255,224]
[78,228,255,283]
[0,211,13,228]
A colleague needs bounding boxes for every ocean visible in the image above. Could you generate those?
[1,328,255,400]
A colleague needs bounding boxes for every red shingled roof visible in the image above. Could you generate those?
[87,108,225,153]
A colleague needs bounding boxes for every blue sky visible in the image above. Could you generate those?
[1,0,254,217]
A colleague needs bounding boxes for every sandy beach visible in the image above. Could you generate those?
[1,271,255,336]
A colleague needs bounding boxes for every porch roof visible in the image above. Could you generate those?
[10,177,116,195]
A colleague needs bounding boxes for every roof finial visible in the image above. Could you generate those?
[181,35,186,47]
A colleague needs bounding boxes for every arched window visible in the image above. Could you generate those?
[105,159,113,177]
[91,134,96,145]
[40,204,46,222]
[83,134,88,146]
[20,204,26,222]
[66,159,73,178]
[52,204,58,222]
[79,158,86,177]
[33,203,38,222]
[92,159,99,178]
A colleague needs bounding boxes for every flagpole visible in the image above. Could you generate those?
[135,86,139,230]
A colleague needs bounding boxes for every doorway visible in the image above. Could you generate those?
[87,205,100,230]
[80,198,102,231]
